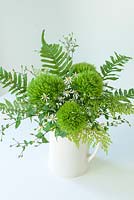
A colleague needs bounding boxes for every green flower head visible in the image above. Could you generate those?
[72,62,96,74]
[72,70,103,97]
[57,101,87,134]
[27,74,65,105]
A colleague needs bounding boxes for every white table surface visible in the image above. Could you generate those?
[0,93,134,200]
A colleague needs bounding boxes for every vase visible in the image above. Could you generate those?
[48,132,100,178]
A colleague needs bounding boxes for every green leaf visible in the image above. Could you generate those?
[104,77,118,81]
[100,52,132,81]
[55,128,67,138]
[36,132,49,143]
[42,137,49,143]
[0,67,28,97]
[24,140,28,146]
[4,99,14,109]
[43,122,55,132]
[36,132,44,139]
[40,30,73,77]
[15,116,21,128]
[114,88,134,99]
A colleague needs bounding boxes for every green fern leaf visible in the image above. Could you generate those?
[100,52,132,81]
[0,67,28,96]
[40,30,72,77]
[0,99,37,123]
[114,88,134,100]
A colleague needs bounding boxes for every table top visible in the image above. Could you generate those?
[0,93,134,200]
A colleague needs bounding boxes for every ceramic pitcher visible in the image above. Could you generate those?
[48,132,100,178]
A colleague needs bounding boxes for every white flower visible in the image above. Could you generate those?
[46,114,57,124]
[56,102,62,108]
[58,96,65,103]
[64,76,72,85]
[73,72,78,78]
[63,90,70,97]
[41,93,49,102]
[71,90,79,99]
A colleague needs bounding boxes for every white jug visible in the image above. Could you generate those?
[48,132,100,178]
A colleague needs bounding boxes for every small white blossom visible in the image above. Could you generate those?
[71,90,79,99]
[56,102,63,108]
[58,96,65,103]
[73,72,78,78]
[64,76,72,85]
[63,90,70,97]
[37,125,43,131]
[46,114,57,124]
[41,93,49,102]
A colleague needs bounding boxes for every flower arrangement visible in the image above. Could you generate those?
[0,31,134,157]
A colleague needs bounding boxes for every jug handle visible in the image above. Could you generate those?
[88,142,101,162]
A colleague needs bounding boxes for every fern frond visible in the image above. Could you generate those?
[100,52,132,81]
[40,30,72,77]
[0,99,37,116]
[101,92,134,115]
[0,99,24,115]
[114,88,134,101]
[0,99,23,128]
[0,98,37,128]
[109,101,134,115]
[0,67,28,96]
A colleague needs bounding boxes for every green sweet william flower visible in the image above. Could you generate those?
[72,70,103,97]
[27,74,65,105]
[57,101,88,134]
[72,62,96,74]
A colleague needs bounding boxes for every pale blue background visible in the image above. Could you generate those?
[0,0,134,199]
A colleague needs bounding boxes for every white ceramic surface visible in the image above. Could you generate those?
[48,132,100,178]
